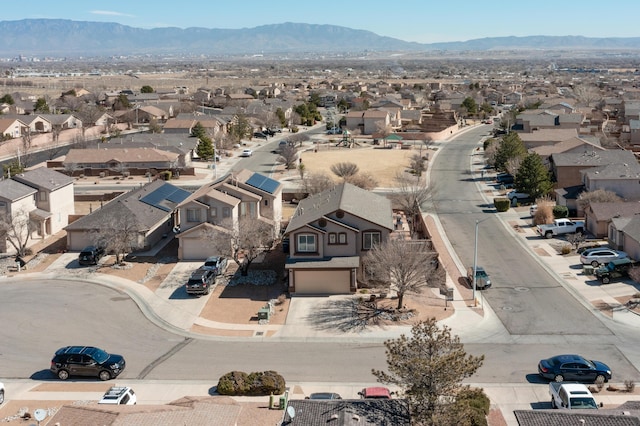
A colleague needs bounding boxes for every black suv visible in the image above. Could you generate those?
[185,267,215,295]
[50,346,126,381]
[595,258,638,284]
[78,246,105,266]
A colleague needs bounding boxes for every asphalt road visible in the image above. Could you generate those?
[427,125,612,337]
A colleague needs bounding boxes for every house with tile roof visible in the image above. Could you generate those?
[175,169,283,260]
[283,182,394,294]
[64,180,190,251]
[584,201,640,238]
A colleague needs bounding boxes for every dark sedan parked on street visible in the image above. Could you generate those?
[538,354,611,383]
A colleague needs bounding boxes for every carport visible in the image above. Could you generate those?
[285,256,359,294]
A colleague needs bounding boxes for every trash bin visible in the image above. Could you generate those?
[258,307,270,320]
[446,287,454,301]
[583,265,594,276]
[279,396,286,410]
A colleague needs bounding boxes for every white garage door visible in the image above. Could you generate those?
[67,231,94,251]
[180,237,211,260]
[293,270,351,294]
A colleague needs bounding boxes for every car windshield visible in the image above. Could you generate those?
[477,270,488,278]
[606,263,616,271]
[570,397,598,409]
[85,347,109,363]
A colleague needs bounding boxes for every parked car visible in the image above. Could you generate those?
[99,386,137,405]
[579,248,628,267]
[50,346,126,381]
[327,127,341,134]
[0,381,4,405]
[306,392,342,400]
[78,245,105,266]
[202,256,228,276]
[538,354,611,383]
[549,382,600,410]
[358,387,392,399]
[185,267,215,295]
[595,258,638,284]
[495,173,514,185]
[276,140,290,154]
[240,148,253,157]
[529,204,538,216]
[467,266,491,289]
[253,132,268,139]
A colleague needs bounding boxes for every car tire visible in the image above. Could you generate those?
[0,389,4,405]
[591,261,599,268]
[554,374,564,382]
[550,397,556,409]
[602,277,610,284]
[595,374,606,384]
[57,369,70,380]
[545,232,553,239]
[99,370,112,381]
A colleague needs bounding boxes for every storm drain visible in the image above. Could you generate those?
[254,331,264,337]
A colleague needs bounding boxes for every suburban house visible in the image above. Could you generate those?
[37,113,83,130]
[0,117,28,138]
[65,180,190,251]
[518,128,579,149]
[550,149,638,189]
[529,136,604,167]
[610,215,640,260]
[0,114,52,133]
[630,119,640,145]
[584,201,640,238]
[345,109,391,135]
[175,170,283,260]
[283,182,394,294]
[582,161,640,200]
[62,147,181,176]
[0,167,74,253]
[283,398,411,425]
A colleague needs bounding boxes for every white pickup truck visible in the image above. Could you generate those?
[536,218,585,239]
[549,382,599,410]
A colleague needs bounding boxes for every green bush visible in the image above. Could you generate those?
[552,205,568,218]
[216,371,250,395]
[493,197,510,212]
[217,370,285,396]
[456,388,490,415]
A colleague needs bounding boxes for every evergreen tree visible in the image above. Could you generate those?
[494,132,526,172]
[461,97,478,115]
[140,85,154,93]
[515,153,553,198]
[228,114,252,143]
[191,121,206,139]
[196,136,215,161]
[34,97,50,113]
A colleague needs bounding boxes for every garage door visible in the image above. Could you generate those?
[67,231,94,251]
[180,237,211,260]
[293,270,351,294]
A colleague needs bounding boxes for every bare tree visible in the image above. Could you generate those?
[372,319,484,424]
[409,153,426,176]
[208,218,277,276]
[302,172,335,195]
[89,208,141,264]
[277,144,299,169]
[0,207,36,257]
[573,84,602,108]
[287,132,309,147]
[330,162,359,179]
[364,239,438,309]
[390,172,430,237]
[345,171,378,190]
[577,189,622,211]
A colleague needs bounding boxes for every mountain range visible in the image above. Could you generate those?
[1,19,639,58]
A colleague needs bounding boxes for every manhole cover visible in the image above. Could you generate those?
[514,287,529,292]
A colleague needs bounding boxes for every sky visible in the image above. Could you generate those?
[2,0,640,44]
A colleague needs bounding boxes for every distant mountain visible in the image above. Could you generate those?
[0,19,638,57]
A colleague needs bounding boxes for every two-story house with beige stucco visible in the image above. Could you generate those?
[283,182,394,294]
[175,169,283,260]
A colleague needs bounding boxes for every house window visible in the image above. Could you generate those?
[264,199,269,206]
[223,207,231,218]
[297,234,316,253]
[328,232,347,245]
[211,207,218,218]
[39,190,48,202]
[363,231,381,250]
[186,208,201,222]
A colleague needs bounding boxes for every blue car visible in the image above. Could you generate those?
[538,354,611,383]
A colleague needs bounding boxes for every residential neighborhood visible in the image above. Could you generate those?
[4,39,640,426]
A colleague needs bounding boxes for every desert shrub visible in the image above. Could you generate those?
[552,205,569,218]
[625,380,636,392]
[246,370,286,395]
[533,204,554,225]
[456,387,490,415]
[217,370,285,396]
[493,197,510,212]
[561,244,572,255]
[216,371,250,395]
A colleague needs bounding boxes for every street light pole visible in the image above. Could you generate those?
[473,217,490,307]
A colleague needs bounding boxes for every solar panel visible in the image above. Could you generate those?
[245,173,280,194]
[140,183,191,212]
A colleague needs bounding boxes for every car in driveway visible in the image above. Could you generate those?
[240,148,253,157]
[185,267,216,295]
[538,354,611,383]
[78,245,105,266]
[202,256,228,276]
[50,346,126,381]
[253,132,268,139]
[467,266,491,289]
[579,248,628,267]
[495,173,514,185]
[358,387,393,399]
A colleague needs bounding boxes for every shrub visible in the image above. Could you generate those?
[552,205,569,219]
[625,380,635,392]
[456,387,490,415]
[561,244,572,255]
[217,370,285,396]
[494,197,510,212]
[216,371,250,395]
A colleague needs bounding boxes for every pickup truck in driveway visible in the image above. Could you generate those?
[549,382,599,410]
[536,218,585,239]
